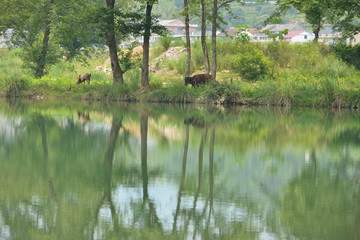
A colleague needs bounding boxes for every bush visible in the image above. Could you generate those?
[3,76,30,97]
[20,35,60,76]
[159,35,172,51]
[231,44,273,81]
[332,43,360,69]
[201,81,244,104]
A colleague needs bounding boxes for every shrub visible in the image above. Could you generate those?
[201,81,244,104]
[159,35,172,51]
[3,76,30,97]
[231,44,273,81]
[332,43,360,69]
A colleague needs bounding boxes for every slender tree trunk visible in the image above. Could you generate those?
[105,0,124,85]
[141,2,153,89]
[35,0,54,78]
[211,0,218,79]
[184,0,191,77]
[313,21,321,43]
[201,0,210,74]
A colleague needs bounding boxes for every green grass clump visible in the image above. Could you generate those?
[3,75,30,97]
[201,81,244,104]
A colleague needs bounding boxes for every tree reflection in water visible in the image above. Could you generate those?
[0,101,359,239]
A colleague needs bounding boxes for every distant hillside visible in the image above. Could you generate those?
[153,0,305,29]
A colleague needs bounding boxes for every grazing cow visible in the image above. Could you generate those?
[77,73,91,84]
[185,73,213,87]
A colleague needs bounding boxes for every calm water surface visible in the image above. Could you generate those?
[0,99,359,240]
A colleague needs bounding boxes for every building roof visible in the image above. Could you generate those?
[260,24,306,33]
[219,27,237,36]
[220,27,258,36]
[319,28,338,34]
[159,19,197,28]
[284,31,307,38]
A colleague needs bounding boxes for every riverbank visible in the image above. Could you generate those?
[1,40,360,108]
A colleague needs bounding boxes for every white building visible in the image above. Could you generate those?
[284,31,315,43]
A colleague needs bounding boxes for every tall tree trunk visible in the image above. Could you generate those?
[201,0,210,74]
[184,0,191,77]
[211,0,218,79]
[313,21,321,43]
[141,2,153,89]
[105,0,124,85]
[35,0,54,78]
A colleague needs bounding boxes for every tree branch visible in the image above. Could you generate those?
[217,0,234,10]
[24,0,47,16]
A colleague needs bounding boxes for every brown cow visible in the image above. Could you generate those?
[185,73,213,87]
[76,73,91,84]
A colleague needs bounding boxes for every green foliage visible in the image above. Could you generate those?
[20,36,60,76]
[201,81,244,103]
[319,77,338,104]
[171,38,187,48]
[263,18,289,42]
[234,24,252,43]
[263,29,289,42]
[231,44,273,81]
[3,75,30,97]
[118,42,142,73]
[332,43,360,70]
[144,82,200,103]
[158,35,172,51]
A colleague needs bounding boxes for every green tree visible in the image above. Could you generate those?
[0,0,56,78]
[269,0,333,42]
[184,0,192,77]
[0,0,97,78]
[211,0,243,79]
[141,1,156,90]
[139,0,167,90]
[201,0,211,74]
[153,0,180,19]
[329,0,360,38]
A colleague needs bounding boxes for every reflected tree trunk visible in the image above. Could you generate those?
[172,124,189,233]
[140,112,162,230]
[37,115,57,233]
[190,128,208,238]
[208,126,215,224]
[92,116,122,237]
[104,116,122,229]
[141,112,149,199]
[37,115,56,202]
[311,148,317,178]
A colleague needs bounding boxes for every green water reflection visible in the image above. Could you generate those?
[0,99,359,239]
